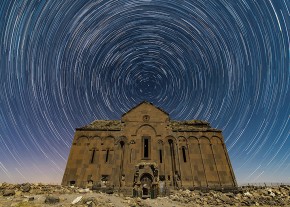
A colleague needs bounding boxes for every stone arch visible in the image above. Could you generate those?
[76,135,89,142]
[140,172,154,182]
[115,136,128,146]
[88,136,101,146]
[178,136,187,149]
[103,135,115,143]
[187,136,206,187]
[164,135,177,143]
[136,125,156,160]
[164,136,179,188]
[188,136,199,143]
[135,124,157,136]
[105,135,115,139]
[114,136,127,187]
[90,136,101,140]
[178,136,187,161]
[210,136,222,144]
[178,136,187,143]
[210,136,235,187]
[157,139,164,145]
[93,136,115,167]
[199,136,210,144]
[177,136,192,187]
[140,173,154,198]
[199,136,220,187]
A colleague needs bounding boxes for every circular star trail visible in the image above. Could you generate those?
[0,0,289,184]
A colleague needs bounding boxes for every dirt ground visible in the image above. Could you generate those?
[1,183,289,207]
[0,192,287,207]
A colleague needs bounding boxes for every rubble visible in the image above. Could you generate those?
[44,195,60,204]
[72,196,82,204]
[0,183,289,206]
[2,189,15,196]
[165,186,290,206]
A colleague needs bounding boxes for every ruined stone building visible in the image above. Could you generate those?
[62,101,237,198]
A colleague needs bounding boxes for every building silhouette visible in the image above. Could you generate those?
[62,101,237,197]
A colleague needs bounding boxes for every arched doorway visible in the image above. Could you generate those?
[140,173,153,198]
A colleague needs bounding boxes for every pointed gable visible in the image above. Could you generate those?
[121,101,169,122]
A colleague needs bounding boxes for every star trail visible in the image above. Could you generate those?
[0,0,289,184]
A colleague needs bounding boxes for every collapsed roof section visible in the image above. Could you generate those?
[77,120,123,131]
[77,119,219,132]
[76,101,219,132]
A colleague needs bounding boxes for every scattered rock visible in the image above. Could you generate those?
[0,183,290,206]
[21,183,31,192]
[219,194,230,202]
[10,202,19,207]
[92,183,101,190]
[244,191,252,197]
[72,195,82,204]
[87,200,96,207]
[14,190,22,196]
[44,195,60,204]
[26,196,34,201]
[78,188,90,193]
[106,187,114,194]
[82,197,97,205]
[2,189,15,196]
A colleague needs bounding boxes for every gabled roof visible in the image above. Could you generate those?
[121,101,169,117]
[76,101,219,132]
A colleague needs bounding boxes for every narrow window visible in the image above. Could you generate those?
[144,137,149,158]
[105,149,109,163]
[90,149,96,164]
[130,149,133,163]
[182,147,187,162]
[159,149,163,163]
[120,141,124,148]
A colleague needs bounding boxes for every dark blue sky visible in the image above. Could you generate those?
[0,0,289,184]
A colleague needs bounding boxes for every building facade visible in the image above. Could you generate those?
[62,101,237,197]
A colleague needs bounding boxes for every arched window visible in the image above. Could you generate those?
[182,147,187,162]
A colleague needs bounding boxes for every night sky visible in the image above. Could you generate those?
[0,0,289,185]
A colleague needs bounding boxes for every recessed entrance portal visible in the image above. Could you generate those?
[133,162,159,199]
[140,173,153,198]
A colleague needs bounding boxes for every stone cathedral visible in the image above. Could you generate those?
[62,101,237,198]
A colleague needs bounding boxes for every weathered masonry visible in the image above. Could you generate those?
[62,101,237,198]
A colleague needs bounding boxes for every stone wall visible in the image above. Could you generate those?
[62,101,237,197]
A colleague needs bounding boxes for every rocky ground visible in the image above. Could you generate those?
[0,183,290,207]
